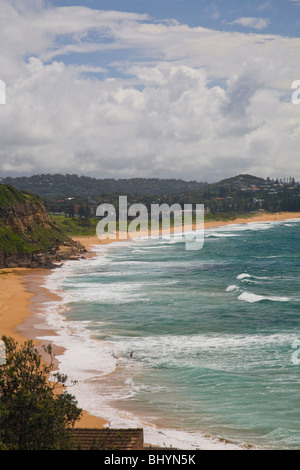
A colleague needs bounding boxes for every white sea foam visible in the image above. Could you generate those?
[39,224,298,451]
[112,332,293,356]
[40,316,282,449]
[226,284,239,292]
[206,232,240,238]
[43,258,151,304]
[282,218,300,223]
[247,222,275,231]
[206,219,291,237]
[236,272,275,282]
[39,254,294,450]
[43,322,291,449]
[36,302,119,382]
[236,273,251,280]
[36,302,255,449]
[238,291,290,303]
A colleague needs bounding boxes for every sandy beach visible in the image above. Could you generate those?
[1,211,300,429]
[72,211,300,251]
[0,269,107,428]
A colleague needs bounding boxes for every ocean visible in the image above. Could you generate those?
[39,218,300,450]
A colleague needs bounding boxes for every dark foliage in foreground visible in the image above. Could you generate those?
[0,336,82,450]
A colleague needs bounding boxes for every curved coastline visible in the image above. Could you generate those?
[1,211,300,443]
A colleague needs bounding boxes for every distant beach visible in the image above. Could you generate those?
[72,211,300,250]
[1,211,300,434]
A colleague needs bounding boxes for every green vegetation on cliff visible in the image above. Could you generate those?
[0,184,32,207]
[0,185,67,256]
[0,222,68,256]
[0,184,84,267]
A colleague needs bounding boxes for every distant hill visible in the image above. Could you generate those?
[215,174,267,189]
[0,184,85,268]
[1,173,299,220]
[1,174,208,198]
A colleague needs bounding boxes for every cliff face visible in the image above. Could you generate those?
[0,184,86,268]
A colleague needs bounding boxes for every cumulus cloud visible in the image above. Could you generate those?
[228,17,270,30]
[0,0,300,182]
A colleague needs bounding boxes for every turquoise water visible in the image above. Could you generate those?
[43,219,300,450]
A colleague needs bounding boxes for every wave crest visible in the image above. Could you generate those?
[238,291,290,303]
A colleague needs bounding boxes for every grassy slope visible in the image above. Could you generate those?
[0,184,32,207]
[0,185,68,256]
[50,215,99,236]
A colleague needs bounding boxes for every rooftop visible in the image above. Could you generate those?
[68,428,144,451]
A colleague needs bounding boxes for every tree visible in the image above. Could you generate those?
[78,204,90,218]
[0,336,82,450]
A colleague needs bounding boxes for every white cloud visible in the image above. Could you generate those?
[228,17,270,30]
[0,1,300,182]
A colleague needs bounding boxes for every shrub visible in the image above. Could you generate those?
[0,336,82,450]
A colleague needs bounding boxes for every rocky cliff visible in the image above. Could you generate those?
[0,184,86,268]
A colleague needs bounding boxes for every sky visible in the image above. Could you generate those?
[0,0,300,182]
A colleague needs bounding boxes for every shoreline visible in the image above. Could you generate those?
[0,268,107,429]
[72,211,300,251]
[1,211,300,434]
